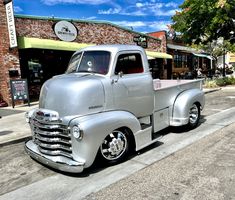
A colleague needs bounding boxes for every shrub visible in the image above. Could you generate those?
[215,76,235,86]
[204,80,217,88]
[204,76,235,88]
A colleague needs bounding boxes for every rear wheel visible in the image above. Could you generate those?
[188,103,200,129]
[99,129,130,164]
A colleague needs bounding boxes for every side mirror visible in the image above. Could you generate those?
[118,71,123,78]
[112,71,123,84]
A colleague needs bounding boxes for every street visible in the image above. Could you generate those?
[0,88,235,199]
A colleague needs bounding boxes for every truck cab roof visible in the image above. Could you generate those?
[75,44,146,55]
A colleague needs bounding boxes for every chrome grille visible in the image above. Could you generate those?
[31,119,72,158]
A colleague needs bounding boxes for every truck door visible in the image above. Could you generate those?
[112,52,154,117]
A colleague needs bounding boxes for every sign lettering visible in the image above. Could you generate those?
[5,1,17,48]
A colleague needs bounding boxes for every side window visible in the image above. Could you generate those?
[115,53,144,75]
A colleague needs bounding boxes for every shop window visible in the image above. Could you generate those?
[115,53,143,75]
[148,58,163,79]
[174,54,188,68]
[28,59,43,84]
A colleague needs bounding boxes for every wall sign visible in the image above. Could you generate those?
[167,30,176,40]
[133,36,148,48]
[10,79,30,108]
[54,20,78,42]
[4,0,18,48]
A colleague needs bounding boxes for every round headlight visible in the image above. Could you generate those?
[72,126,83,139]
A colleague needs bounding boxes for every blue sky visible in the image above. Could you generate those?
[13,0,184,33]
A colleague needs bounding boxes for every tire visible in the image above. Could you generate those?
[188,103,200,129]
[99,128,130,164]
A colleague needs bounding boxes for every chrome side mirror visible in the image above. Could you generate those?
[112,71,123,84]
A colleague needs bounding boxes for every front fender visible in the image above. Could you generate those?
[68,110,141,168]
[171,88,205,126]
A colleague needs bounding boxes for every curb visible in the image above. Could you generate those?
[203,88,222,94]
[0,136,32,148]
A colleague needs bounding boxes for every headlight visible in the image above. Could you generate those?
[72,125,83,140]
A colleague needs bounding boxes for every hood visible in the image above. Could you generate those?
[39,73,105,117]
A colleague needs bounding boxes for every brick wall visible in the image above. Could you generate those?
[0,0,20,105]
[15,17,163,51]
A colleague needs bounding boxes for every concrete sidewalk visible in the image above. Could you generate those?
[0,102,38,146]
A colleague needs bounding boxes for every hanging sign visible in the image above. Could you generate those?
[54,20,78,42]
[5,0,18,48]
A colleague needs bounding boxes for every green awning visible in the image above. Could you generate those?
[146,50,172,59]
[17,37,95,51]
[193,53,214,60]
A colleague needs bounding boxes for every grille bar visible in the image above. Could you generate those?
[35,140,72,152]
[38,146,73,158]
[35,128,71,140]
[35,134,71,145]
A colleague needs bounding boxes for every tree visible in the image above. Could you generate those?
[172,0,235,50]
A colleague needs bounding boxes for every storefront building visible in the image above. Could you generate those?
[0,0,170,106]
[149,31,214,79]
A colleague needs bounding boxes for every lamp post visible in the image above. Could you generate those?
[223,51,226,77]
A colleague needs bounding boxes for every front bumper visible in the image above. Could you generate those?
[25,140,85,173]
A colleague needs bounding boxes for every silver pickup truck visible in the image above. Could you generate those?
[25,44,205,173]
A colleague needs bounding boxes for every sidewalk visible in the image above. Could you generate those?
[0,102,38,147]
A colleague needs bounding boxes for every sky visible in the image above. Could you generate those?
[13,0,184,33]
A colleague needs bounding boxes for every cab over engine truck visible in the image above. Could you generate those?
[25,45,205,173]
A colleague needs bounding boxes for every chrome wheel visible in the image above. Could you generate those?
[188,103,200,128]
[100,130,128,161]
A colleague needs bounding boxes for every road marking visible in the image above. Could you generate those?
[226,96,235,99]
[211,109,224,111]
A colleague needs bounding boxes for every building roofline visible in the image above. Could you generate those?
[147,30,167,34]
[14,14,161,42]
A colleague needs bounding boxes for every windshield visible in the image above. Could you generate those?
[66,51,110,75]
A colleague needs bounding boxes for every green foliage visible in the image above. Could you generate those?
[204,80,218,88]
[172,0,235,46]
[204,76,235,88]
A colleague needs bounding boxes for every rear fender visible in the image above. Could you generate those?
[69,110,141,168]
[171,88,205,126]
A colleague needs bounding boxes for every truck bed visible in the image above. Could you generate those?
[153,79,203,111]
[153,79,203,91]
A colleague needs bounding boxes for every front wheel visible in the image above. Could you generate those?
[99,129,130,164]
[188,103,200,129]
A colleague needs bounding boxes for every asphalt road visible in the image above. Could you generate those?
[85,121,235,200]
[0,88,235,199]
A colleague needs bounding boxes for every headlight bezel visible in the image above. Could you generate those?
[71,125,83,140]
